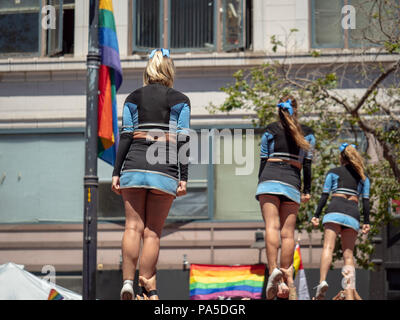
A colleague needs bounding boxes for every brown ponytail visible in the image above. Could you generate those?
[278,95,311,151]
[341,145,366,180]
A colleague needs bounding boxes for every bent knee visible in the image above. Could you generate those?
[125,221,145,234]
[280,228,295,241]
[143,227,161,240]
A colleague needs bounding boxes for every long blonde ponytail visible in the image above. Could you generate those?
[341,145,366,180]
[278,95,311,151]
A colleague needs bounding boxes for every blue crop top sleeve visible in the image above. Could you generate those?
[304,133,316,160]
[260,132,273,158]
[361,177,370,199]
[121,102,138,133]
[322,172,333,193]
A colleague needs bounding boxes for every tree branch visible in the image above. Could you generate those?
[352,60,400,113]
[355,113,400,183]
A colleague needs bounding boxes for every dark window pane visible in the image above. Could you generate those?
[62,7,75,54]
[98,182,125,219]
[168,188,208,220]
[0,0,40,55]
[170,0,214,49]
[0,12,39,54]
[135,0,161,49]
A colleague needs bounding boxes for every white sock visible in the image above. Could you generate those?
[123,280,133,287]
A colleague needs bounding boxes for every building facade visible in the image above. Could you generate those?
[1,0,396,299]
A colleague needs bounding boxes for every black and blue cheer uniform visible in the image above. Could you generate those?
[314,165,371,231]
[112,83,191,196]
[256,121,316,203]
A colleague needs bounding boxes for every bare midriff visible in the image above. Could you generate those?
[267,158,302,170]
[332,193,358,203]
[133,131,177,143]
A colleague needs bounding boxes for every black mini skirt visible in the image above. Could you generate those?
[256,162,301,203]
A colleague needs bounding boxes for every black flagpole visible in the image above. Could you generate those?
[83,0,100,300]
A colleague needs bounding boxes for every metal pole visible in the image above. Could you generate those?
[83,0,100,300]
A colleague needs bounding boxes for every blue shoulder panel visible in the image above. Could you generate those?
[323,172,339,193]
[170,103,190,134]
[260,131,274,158]
[361,177,370,199]
[304,133,316,160]
[122,102,138,133]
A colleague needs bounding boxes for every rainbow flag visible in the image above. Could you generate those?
[47,288,64,300]
[98,0,123,166]
[293,243,310,300]
[189,264,265,300]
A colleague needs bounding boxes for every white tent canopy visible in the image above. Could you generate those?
[0,262,81,300]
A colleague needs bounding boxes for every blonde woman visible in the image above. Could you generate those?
[311,143,371,300]
[256,96,316,299]
[111,48,191,300]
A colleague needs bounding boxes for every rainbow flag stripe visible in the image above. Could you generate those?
[293,242,303,277]
[189,264,265,300]
[98,0,123,166]
[48,288,64,300]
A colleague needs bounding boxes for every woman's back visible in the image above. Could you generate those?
[123,83,190,133]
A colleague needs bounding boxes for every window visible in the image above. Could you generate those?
[0,133,84,223]
[311,0,398,49]
[0,0,42,56]
[348,0,399,48]
[133,0,161,50]
[132,0,251,53]
[222,0,245,51]
[311,0,344,48]
[0,0,74,57]
[170,0,215,50]
[47,0,75,56]
[214,129,261,221]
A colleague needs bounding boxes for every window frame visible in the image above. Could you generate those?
[0,0,75,58]
[221,0,246,52]
[46,0,64,56]
[0,0,43,58]
[131,0,250,54]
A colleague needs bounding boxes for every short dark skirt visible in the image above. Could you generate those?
[120,139,179,196]
[122,138,179,179]
[256,161,301,203]
[322,196,360,231]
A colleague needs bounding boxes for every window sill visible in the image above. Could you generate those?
[0,50,398,73]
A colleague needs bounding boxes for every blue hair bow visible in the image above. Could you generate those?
[277,99,294,116]
[149,48,170,59]
[339,143,356,152]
